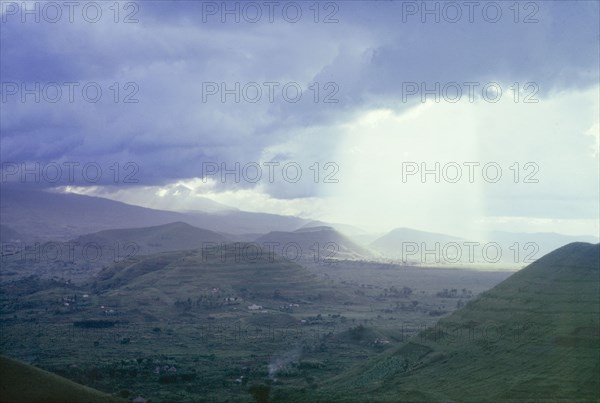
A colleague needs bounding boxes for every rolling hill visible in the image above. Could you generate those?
[287,242,600,402]
[0,222,233,283]
[255,226,374,262]
[73,221,230,256]
[90,243,347,320]
[0,355,125,403]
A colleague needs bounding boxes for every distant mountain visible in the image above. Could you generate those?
[370,227,464,260]
[303,242,600,401]
[255,226,374,261]
[483,230,599,262]
[297,220,367,237]
[298,220,383,244]
[0,188,308,241]
[0,188,190,241]
[184,210,307,235]
[0,355,125,403]
[370,227,599,265]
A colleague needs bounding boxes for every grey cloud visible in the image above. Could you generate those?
[1,0,598,196]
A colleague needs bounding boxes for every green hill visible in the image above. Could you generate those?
[286,242,600,402]
[0,355,125,403]
[91,244,346,319]
[74,221,230,255]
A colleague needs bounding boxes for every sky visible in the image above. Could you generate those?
[1,0,599,239]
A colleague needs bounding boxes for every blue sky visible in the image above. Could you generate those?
[1,1,598,237]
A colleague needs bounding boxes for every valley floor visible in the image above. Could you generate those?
[0,260,510,402]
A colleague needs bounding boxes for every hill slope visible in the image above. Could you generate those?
[0,355,125,403]
[292,242,600,402]
[0,222,232,283]
[74,221,230,256]
[255,226,374,261]
[90,244,346,320]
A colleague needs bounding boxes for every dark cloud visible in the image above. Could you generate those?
[1,0,598,194]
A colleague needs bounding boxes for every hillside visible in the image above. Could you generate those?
[287,242,600,402]
[90,244,346,320]
[255,226,374,261]
[0,222,233,283]
[74,221,230,256]
[0,355,125,403]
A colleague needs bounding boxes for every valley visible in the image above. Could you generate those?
[0,236,510,402]
[0,192,597,402]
